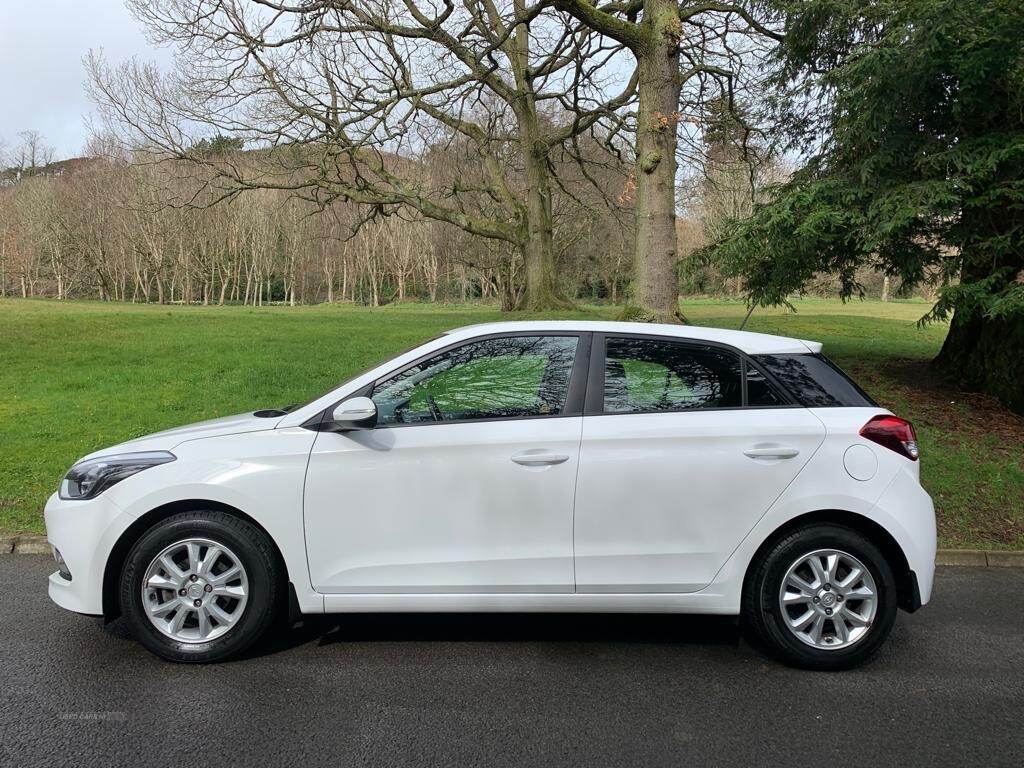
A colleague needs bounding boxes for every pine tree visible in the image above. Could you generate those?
[705,0,1024,412]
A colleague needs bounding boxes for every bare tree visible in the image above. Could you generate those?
[14,130,56,174]
[87,0,636,310]
[550,0,781,321]
[0,142,925,307]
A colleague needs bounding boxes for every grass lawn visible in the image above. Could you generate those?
[1,297,1021,549]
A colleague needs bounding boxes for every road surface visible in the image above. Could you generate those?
[2,556,1021,767]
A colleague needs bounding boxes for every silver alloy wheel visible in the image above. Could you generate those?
[141,538,249,644]
[778,548,878,650]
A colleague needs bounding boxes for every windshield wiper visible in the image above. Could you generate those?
[253,403,300,418]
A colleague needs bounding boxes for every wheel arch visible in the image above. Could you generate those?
[743,509,921,613]
[101,499,289,622]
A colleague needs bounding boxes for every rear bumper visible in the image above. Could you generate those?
[871,467,937,608]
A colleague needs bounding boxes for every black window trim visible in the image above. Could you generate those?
[748,352,878,409]
[320,330,594,430]
[584,332,799,417]
[303,329,810,431]
[743,357,796,408]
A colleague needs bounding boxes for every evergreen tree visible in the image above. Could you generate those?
[705,0,1024,412]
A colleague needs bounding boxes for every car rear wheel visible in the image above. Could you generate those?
[743,523,898,670]
[120,511,281,663]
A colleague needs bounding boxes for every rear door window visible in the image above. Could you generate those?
[603,338,743,413]
[753,354,877,407]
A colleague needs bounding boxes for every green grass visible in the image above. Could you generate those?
[1,297,1021,549]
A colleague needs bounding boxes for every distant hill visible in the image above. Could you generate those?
[0,156,99,186]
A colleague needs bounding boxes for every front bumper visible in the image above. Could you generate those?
[43,491,130,616]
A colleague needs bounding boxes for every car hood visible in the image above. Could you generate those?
[78,412,280,462]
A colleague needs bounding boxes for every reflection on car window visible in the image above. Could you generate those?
[603,338,742,413]
[372,336,579,425]
[745,362,787,407]
[753,354,877,408]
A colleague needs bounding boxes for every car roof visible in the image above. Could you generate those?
[444,321,821,355]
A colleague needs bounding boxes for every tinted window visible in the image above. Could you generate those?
[603,338,742,413]
[372,335,579,425]
[753,353,877,407]
[745,361,787,406]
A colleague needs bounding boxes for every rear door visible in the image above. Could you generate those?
[573,334,826,593]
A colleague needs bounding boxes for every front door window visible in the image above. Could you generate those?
[372,335,580,425]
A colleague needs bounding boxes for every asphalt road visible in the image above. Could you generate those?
[2,557,1022,767]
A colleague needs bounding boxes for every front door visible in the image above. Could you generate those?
[574,335,826,593]
[304,333,588,594]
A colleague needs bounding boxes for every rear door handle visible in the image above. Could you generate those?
[744,446,800,460]
[511,451,570,466]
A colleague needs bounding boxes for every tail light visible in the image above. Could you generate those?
[860,415,919,461]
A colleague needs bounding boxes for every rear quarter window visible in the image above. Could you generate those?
[752,354,877,408]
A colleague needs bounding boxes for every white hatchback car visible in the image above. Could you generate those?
[45,321,935,668]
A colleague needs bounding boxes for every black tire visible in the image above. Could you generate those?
[120,511,281,663]
[742,523,898,671]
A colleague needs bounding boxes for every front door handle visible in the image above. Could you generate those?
[744,446,800,460]
[511,451,570,467]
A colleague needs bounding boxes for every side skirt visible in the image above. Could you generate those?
[320,591,738,615]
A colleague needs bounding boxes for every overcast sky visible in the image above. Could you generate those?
[0,0,172,160]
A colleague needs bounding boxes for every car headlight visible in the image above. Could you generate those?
[59,451,176,500]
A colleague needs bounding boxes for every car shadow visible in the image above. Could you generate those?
[247,612,745,660]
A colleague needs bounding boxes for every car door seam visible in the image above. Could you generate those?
[701,412,828,590]
[570,417,585,594]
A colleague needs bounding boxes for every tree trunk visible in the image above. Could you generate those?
[341,254,349,301]
[630,0,682,322]
[509,6,570,312]
[933,258,1024,413]
[934,303,1024,413]
[516,143,566,311]
[427,253,438,301]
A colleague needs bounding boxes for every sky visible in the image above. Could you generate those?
[0,0,172,161]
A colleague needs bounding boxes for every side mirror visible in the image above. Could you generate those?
[329,396,377,431]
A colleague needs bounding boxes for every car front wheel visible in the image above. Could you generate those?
[120,511,281,663]
[743,523,898,670]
